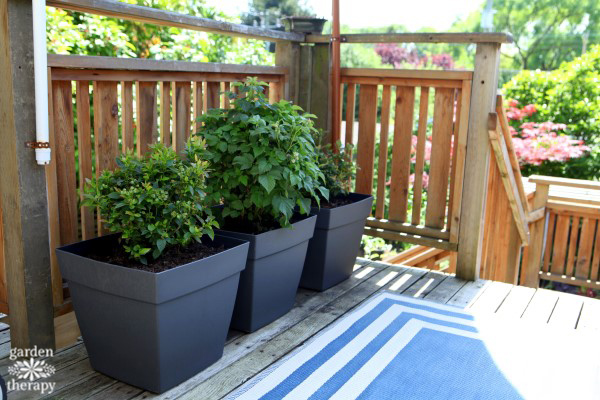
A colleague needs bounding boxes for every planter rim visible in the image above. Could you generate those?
[216,212,315,239]
[56,233,248,277]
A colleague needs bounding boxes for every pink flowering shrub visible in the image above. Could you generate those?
[507,100,590,172]
[375,43,455,70]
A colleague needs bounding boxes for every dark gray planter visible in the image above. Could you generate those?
[55,234,249,393]
[300,193,373,291]
[216,214,317,332]
[282,17,327,34]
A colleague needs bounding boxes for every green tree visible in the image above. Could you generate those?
[47,0,274,64]
[490,0,599,70]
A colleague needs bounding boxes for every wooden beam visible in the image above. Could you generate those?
[0,0,55,349]
[275,41,300,103]
[364,227,458,251]
[456,42,501,281]
[528,207,546,223]
[306,32,513,44]
[341,68,473,81]
[48,54,287,75]
[47,0,304,42]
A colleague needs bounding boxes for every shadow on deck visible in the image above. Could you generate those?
[1,258,599,399]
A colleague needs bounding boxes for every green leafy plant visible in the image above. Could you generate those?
[315,139,356,199]
[83,141,218,263]
[192,77,328,232]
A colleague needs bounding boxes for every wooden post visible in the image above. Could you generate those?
[0,0,55,349]
[521,183,549,288]
[456,43,501,281]
[275,41,300,104]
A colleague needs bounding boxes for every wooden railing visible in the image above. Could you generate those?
[344,68,473,252]
[44,54,287,314]
[524,176,600,289]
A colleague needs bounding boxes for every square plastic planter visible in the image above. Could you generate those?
[216,214,317,333]
[55,234,249,393]
[300,193,373,291]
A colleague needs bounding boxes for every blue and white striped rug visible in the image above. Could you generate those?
[227,292,600,400]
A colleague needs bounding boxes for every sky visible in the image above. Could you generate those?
[206,0,484,31]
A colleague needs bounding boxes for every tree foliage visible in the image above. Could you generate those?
[504,45,600,178]
[47,0,273,64]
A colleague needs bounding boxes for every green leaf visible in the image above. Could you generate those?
[156,239,166,253]
[258,175,276,193]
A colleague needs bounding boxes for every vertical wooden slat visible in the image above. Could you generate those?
[575,218,595,280]
[521,183,549,288]
[52,80,78,245]
[481,157,498,279]
[192,81,203,131]
[447,88,461,231]
[590,220,600,282]
[388,86,415,222]
[160,81,171,147]
[425,87,454,229]
[136,81,157,156]
[0,203,5,306]
[93,81,119,234]
[270,81,282,103]
[223,81,231,108]
[411,86,429,225]
[354,85,378,196]
[121,81,134,153]
[75,81,94,240]
[172,81,191,154]
[375,85,391,219]
[344,83,356,147]
[206,81,220,110]
[551,215,570,274]
[542,213,556,273]
[46,68,63,307]
[448,80,471,242]
[566,216,581,276]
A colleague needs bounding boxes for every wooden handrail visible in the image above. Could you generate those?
[487,112,530,244]
[529,175,600,191]
[47,0,305,42]
[306,32,513,44]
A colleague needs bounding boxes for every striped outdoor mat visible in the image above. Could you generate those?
[227,292,600,400]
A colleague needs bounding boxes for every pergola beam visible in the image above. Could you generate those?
[306,32,513,44]
[47,0,305,42]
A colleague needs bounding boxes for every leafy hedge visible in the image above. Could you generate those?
[503,45,600,179]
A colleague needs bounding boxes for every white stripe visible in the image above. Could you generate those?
[234,294,391,400]
[283,307,402,400]
[329,320,480,400]
[236,301,476,400]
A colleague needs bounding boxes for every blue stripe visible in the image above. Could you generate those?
[308,313,477,400]
[260,297,475,400]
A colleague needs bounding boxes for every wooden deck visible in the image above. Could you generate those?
[2,258,600,400]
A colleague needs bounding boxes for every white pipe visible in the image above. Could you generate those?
[32,0,51,165]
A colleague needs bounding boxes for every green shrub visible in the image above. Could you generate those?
[503,45,600,179]
[193,77,328,232]
[83,141,217,262]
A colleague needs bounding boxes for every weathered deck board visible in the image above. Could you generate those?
[0,258,598,400]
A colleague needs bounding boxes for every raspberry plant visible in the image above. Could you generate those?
[193,77,328,231]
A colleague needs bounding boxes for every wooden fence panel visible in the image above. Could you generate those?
[75,81,94,240]
[355,85,378,195]
[374,85,391,219]
[121,81,134,153]
[425,88,454,229]
[206,81,221,109]
[388,86,415,222]
[136,81,158,156]
[411,87,429,225]
[160,81,171,147]
[52,80,78,245]
[172,81,191,153]
[345,83,356,149]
